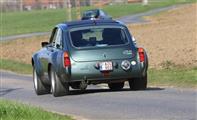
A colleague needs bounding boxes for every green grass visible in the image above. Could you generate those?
[1,59,196,88]
[1,0,196,36]
[0,99,73,120]
[0,59,32,74]
[148,67,197,88]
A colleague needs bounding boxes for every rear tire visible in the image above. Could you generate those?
[129,74,147,90]
[108,82,124,90]
[50,66,69,97]
[33,67,50,95]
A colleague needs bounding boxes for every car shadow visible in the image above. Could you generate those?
[146,87,165,91]
[0,88,22,97]
[68,87,165,96]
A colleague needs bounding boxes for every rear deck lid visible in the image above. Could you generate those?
[68,25,135,62]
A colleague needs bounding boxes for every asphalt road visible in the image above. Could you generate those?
[0,71,196,120]
[116,5,178,24]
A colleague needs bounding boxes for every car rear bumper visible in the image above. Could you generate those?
[58,59,147,83]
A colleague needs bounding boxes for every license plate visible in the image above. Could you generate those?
[99,61,113,71]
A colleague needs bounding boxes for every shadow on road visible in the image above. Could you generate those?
[0,88,22,96]
[68,87,165,96]
[146,87,165,91]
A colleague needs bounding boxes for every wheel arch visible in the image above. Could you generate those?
[32,58,34,67]
[48,63,52,75]
[144,49,149,71]
[32,54,43,76]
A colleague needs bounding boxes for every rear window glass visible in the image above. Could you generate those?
[70,27,128,48]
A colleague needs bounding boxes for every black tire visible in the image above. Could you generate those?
[108,82,124,90]
[50,66,69,97]
[129,74,147,90]
[33,67,50,95]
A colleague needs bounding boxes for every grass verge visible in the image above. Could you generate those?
[0,59,196,88]
[148,67,197,88]
[0,59,32,74]
[1,0,196,36]
[0,99,73,120]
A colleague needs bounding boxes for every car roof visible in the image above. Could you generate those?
[58,20,125,29]
[85,9,99,12]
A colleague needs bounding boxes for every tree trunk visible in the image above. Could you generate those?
[142,0,148,5]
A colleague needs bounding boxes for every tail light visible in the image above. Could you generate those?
[63,52,71,67]
[138,48,145,62]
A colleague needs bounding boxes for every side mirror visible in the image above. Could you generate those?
[41,42,49,48]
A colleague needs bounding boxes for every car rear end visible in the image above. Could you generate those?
[61,22,147,84]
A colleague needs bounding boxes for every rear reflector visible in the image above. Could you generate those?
[64,52,71,67]
[102,71,110,77]
[138,48,145,62]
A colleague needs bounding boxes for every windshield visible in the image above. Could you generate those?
[70,26,128,48]
[83,10,98,18]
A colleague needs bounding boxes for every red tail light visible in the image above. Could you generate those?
[138,48,145,62]
[64,52,71,67]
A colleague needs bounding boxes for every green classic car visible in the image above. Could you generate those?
[32,20,148,97]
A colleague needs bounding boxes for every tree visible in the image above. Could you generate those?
[20,0,23,11]
[65,0,72,21]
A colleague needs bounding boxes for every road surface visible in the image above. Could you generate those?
[0,71,196,120]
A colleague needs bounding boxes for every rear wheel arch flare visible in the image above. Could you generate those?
[48,63,52,75]
[32,58,34,67]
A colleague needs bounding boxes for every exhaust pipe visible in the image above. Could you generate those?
[80,77,88,90]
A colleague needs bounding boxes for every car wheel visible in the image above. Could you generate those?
[50,66,69,97]
[33,67,50,95]
[129,73,147,90]
[108,82,124,90]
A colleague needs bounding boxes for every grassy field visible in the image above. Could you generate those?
[0,99,72,120]
[1,3,196,68]
[1,0,196,36]
[149,67,197,88]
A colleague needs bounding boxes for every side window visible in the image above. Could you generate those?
[49,28,58,46]
[49,28,63,49]
[54,29,63,49]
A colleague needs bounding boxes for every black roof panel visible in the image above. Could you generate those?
[63,20,123,28]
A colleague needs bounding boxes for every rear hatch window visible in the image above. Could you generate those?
[70,26,128,48]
